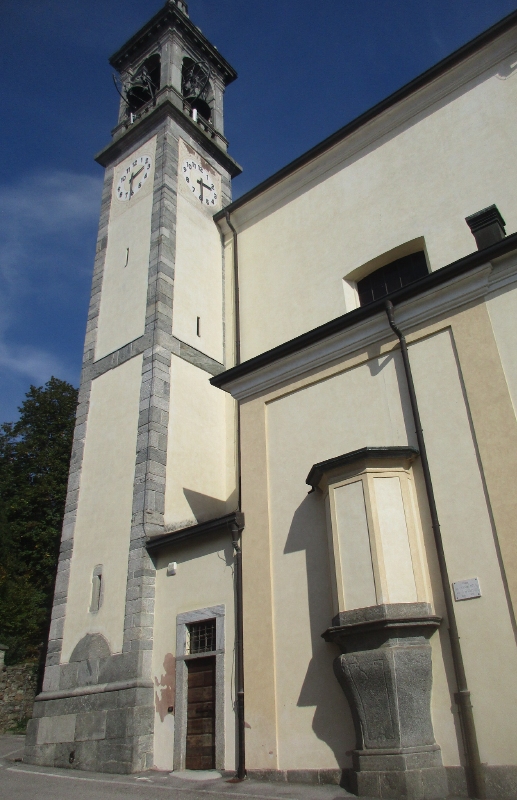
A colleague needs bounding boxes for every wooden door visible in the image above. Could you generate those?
[185,656,216,769]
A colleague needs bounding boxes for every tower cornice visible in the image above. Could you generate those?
[109,0,237,85]
[94,90,242,177]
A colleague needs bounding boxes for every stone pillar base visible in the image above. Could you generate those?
[323,603,446,800]
[351,744,448,799]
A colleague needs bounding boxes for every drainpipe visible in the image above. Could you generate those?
[231,518,245,780]
[385,300,485,800]
[225,210,246,780]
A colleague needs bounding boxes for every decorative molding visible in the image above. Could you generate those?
[146,511,244,552]
[35,679,154,702]
[213,250,517,401]
[85,331,224,382]
[306,447,419,492]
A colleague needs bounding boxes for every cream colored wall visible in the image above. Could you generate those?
[409,327,517,766]
[240,309,517,770]
[487,280,517,417]
[264,355,431,770]
[173,137,225,364]
[95,137,157,360]
[164,354,235,529]
[234,43,517,360]
[152,534,235,771]
[172,194,224,364]
[61,356,143,660]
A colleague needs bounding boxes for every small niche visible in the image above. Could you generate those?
[90,565,103,614]
[196,316,201,337]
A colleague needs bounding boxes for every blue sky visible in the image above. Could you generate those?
[1,0,516,423]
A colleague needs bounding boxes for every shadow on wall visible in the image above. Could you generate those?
[284,492,355,766]
[183,488,231,524]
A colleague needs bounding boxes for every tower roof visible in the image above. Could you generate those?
[109,0,237,86]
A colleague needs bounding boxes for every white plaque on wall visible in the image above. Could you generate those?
[452,577,481,601]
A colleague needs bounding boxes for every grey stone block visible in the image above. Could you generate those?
[53,742,78,769]
[59,662,79,690]
[25,717,39,746]
[24,743,56,766]
[286,770,319,785]
[246,770,287,782]
[485,765,517,800]
[75,710,107,741]
[70,633,110,662]
[37,713,76,745]
[73,740,99,771]
[98,651,139,683]
[444,766,467,797]
[105,708,128,740]
[77,658,101,687]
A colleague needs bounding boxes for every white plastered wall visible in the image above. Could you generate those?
[152,533,236,771]
[61,356,143,660]
[235,42,517,361]
[172,142,224,364]
[164,354,235,529]
[263,329,517,769]
[95,137,157,360]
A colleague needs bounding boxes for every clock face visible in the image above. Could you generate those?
[116,154,153,202]
[182,158,218,208]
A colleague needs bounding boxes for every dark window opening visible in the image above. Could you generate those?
[126,54,161,113]
[357,251,428,307]
[182,57,212,121]
[187,619,216,654]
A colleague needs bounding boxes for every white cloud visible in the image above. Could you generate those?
[0,169,102,398]
[0,169,102,287]
[0,342,67,384]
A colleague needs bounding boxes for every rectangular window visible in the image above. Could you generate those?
[357,251,428,306]
[186,619,216,654]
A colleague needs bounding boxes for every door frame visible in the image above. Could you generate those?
[174,605,225,771]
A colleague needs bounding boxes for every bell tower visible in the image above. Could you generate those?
[25,0,241,774]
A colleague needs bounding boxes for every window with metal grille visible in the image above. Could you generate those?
[187,619,216,654]
[357,251,428,306]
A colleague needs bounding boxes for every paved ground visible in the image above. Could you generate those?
[0,735,355,800]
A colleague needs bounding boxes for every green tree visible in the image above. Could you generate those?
[0,378,78,665]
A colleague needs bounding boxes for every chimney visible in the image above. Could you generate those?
[465,204,506,250]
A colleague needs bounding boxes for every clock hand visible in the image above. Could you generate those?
[129,166,144,198]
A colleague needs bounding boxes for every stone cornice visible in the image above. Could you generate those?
[306,447,419,492]
[215,13,517,231]
[146,510,245,552]
[109,0,237,85]
[94,90,242,177]
[210,235,517,400]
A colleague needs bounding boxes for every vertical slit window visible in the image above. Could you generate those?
[90,566,103,613]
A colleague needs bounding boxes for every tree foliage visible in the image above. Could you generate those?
[0,378,78,665]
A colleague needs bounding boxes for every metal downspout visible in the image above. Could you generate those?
[385,300,485,799]
[225,210,246,780]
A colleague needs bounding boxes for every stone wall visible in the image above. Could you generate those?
[0,662,38,733]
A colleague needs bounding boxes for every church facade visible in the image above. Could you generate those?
[25,3,517,799]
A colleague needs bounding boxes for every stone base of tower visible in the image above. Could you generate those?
[24,634,155,773]
[24,684,154,773]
